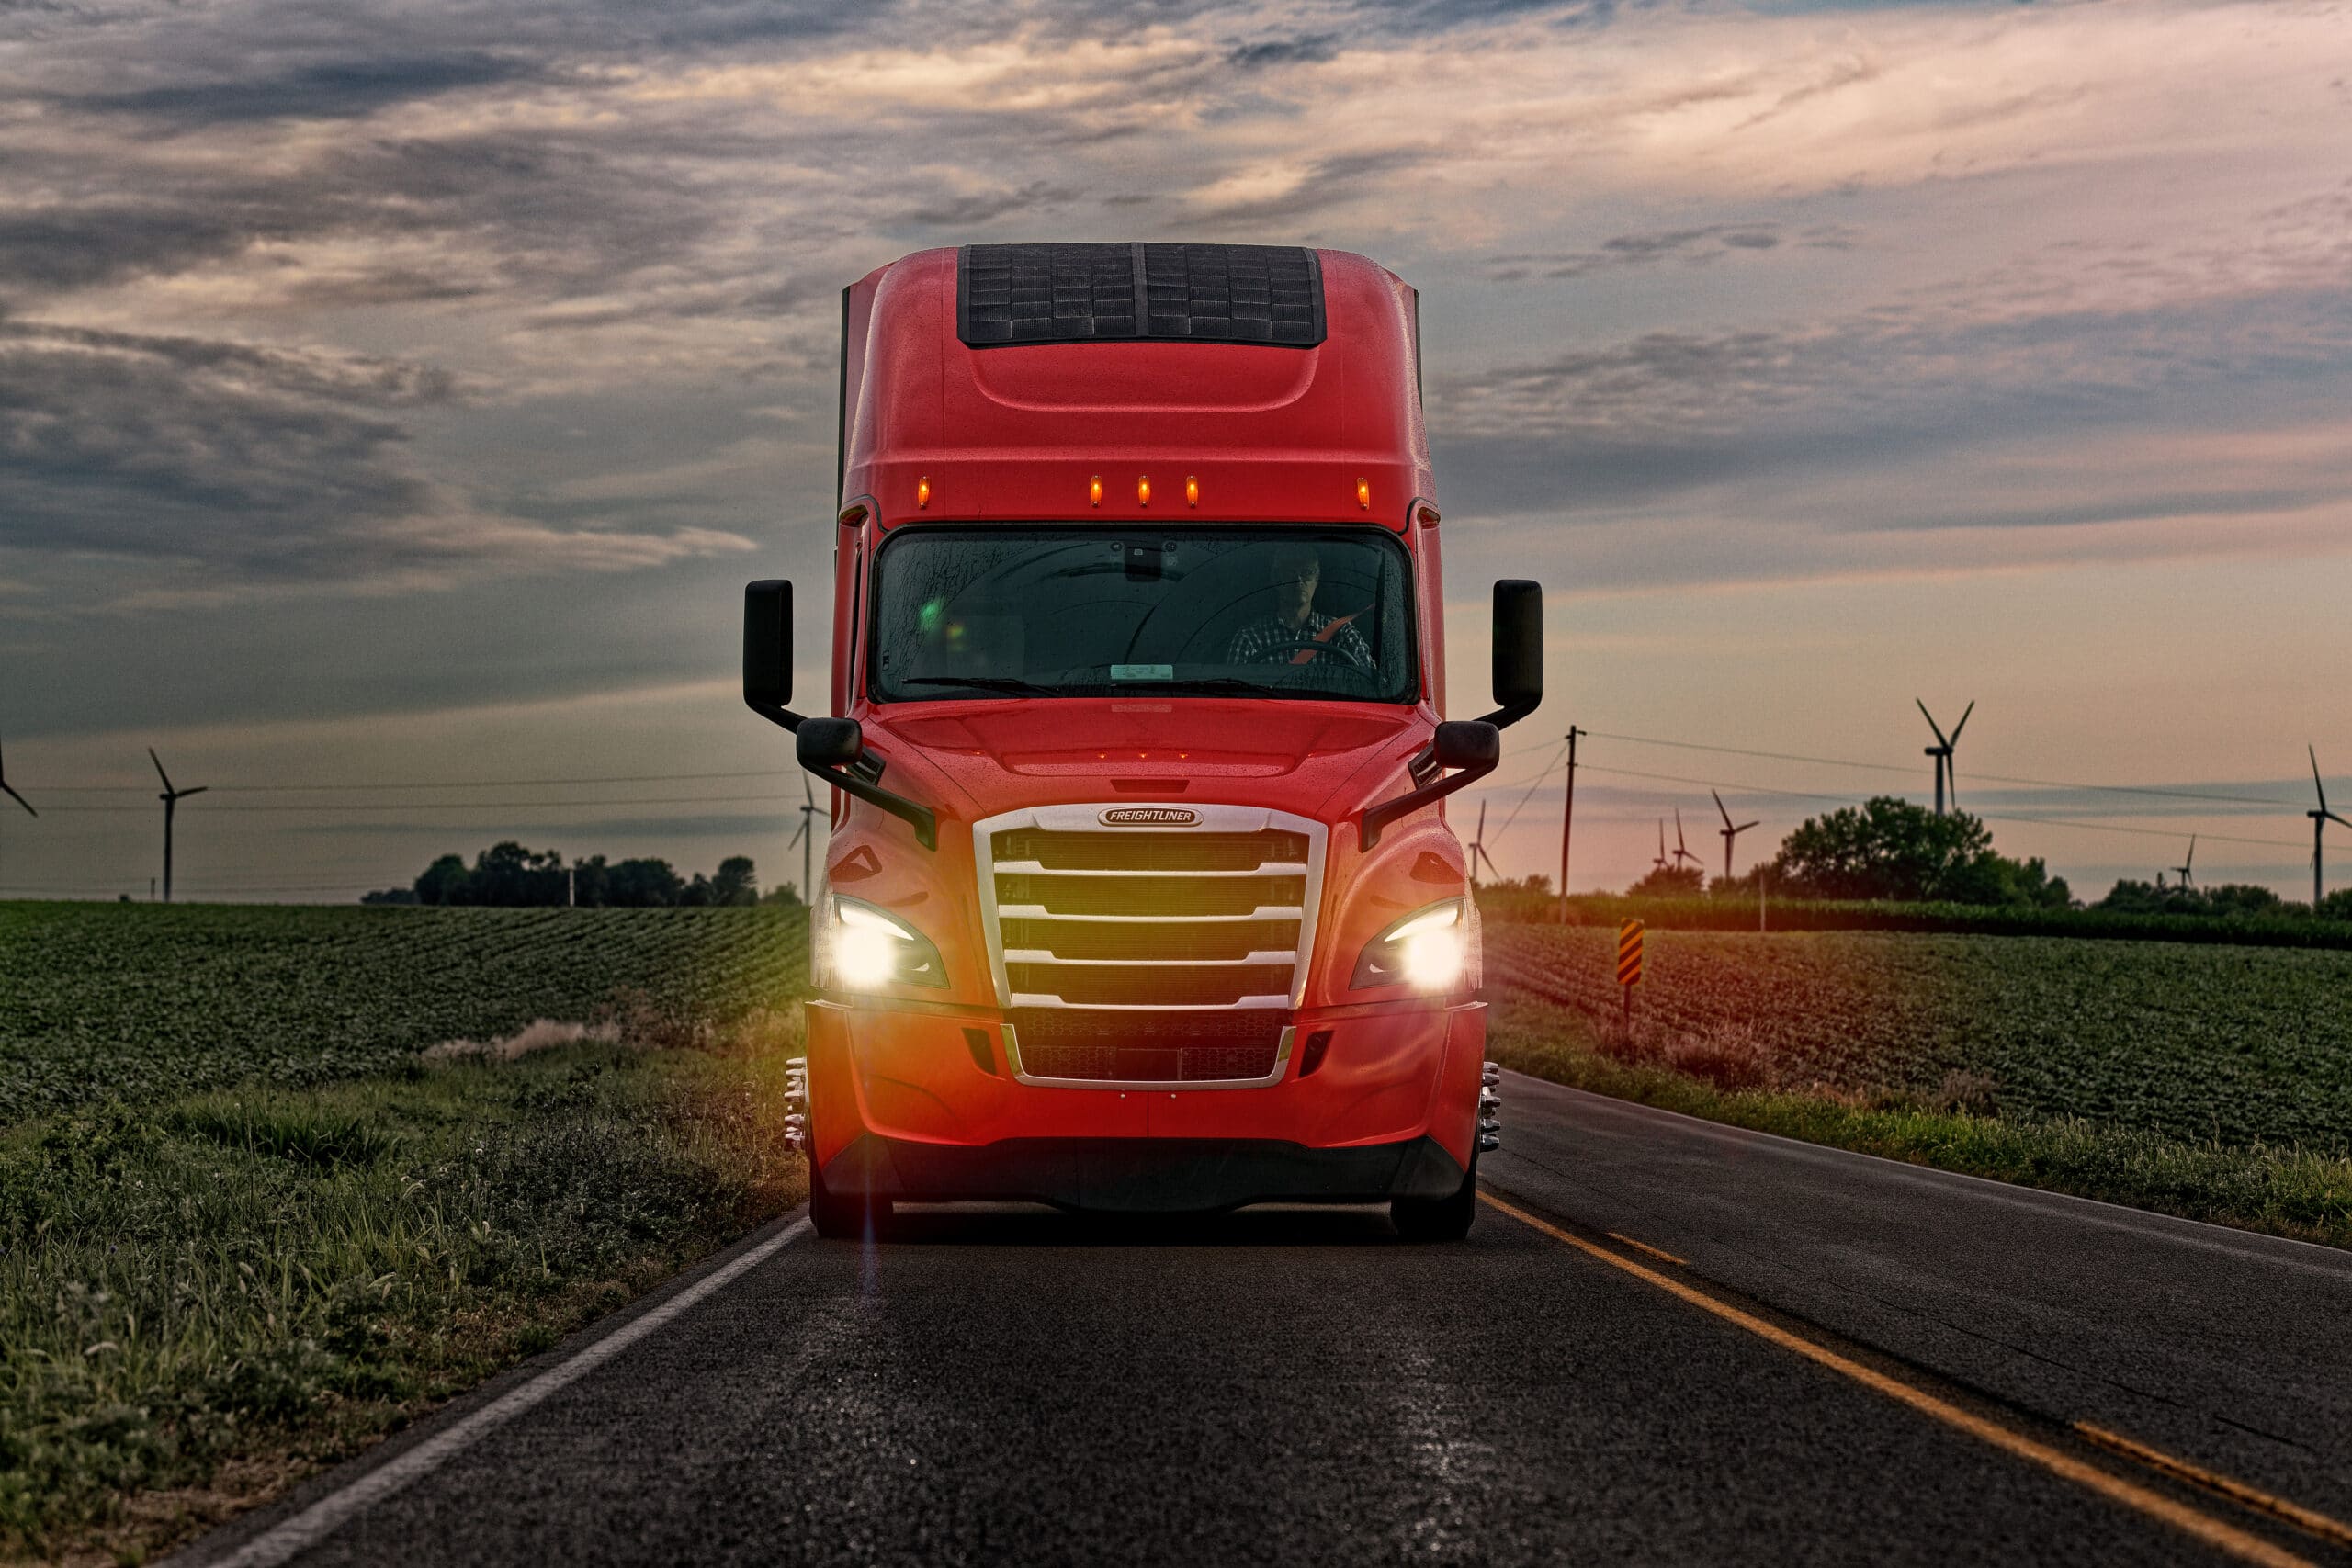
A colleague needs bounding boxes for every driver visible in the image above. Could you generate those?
[1225,542,1373,669]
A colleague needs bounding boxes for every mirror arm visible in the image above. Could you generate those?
[744,695,806,734]
[800,754,936,852]
[1362,745,1498,852]
[1472,694,1540,730]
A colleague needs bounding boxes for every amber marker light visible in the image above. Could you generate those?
[1356,477,1371,510]
[916,476,931,509]
[1090,475,1103,507]
[1137,475,1151,507]
[1185,476,1200,507]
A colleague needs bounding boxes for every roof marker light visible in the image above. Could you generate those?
[1356,478,1371,511]
[1090,475,1102,508]
[1137,475,1151,507]
[1185,476,1200,507]
[917,476,931,509]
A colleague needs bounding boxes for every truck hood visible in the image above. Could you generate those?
[863,699,1429,825]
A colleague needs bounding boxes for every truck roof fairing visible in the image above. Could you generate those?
[838,243,1434,528]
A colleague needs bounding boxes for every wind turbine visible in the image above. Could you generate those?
[2308,746,2347,909]
[2171,836,2196,891]
[1652,819,1670,874]
[1465,801,1502,887]
[1917,699,1973,816]
[1670,808,1702,873]
[150,749,207,903]
[0,729,31,820]
[1712,789,1758,884]
[0,727,33,901]
[789,774,820,905]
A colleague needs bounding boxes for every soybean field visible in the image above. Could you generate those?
[0,903,808,1122]
[1488,924,2352,1150]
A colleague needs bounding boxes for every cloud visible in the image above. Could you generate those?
[0,320,754,601]
[1480,221,1858,280]
[70,51,541,123]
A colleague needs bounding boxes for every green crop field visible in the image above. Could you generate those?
[1487,924,2352,1151]
[0,902,808,1122]
[0,902,812,1561]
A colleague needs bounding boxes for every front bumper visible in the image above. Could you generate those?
[802,996,1487,1209]
[825,1133,1467,1212]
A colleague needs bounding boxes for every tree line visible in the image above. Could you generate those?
[362,841,806,908]
[1495,795,2352,919]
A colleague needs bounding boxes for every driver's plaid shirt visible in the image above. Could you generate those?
[1226,611,1373,668]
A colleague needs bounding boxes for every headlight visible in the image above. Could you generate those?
[1352,898,1468,992]
[819,895,947,991]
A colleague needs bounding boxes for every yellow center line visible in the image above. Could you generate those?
[1478,1191,2316,1568]
[2075,1422,2352,1551]
[1605,1231,1689,1266]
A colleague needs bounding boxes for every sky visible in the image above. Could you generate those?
[2,0,2350,902]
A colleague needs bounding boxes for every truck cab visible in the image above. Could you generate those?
[743,243,1542,1240]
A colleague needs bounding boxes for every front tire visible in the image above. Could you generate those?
[1391,1146,1477,1242]
[806,1133,893,1240]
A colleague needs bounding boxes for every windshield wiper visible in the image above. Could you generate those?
[1106,676,1306,699]
[898,676,1066,698]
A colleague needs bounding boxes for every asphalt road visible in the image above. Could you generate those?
[178,1075,2352,1568]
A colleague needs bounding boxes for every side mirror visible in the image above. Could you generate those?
[743,578,936,852]
[1482,580,1543,728]
[1431,719,1499,772]
[797,716,864,769]
[742,581,801,731]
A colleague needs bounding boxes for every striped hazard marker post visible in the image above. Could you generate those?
[1617,918,1644,1030]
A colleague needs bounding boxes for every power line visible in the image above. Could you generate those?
[28,769,794,796]
[1584,728,2301,808]
[1554,761,2316,851]
[1492,737,1569,840]
[23,793,799,815]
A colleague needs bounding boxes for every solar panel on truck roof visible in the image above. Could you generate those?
[958,243,1325,349]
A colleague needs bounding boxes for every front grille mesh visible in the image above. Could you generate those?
[1008,1007,1286,1084]
[1019,1040,1282,1083]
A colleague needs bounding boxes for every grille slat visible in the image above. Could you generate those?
[1001,916,1300,963]
[1008,963,1295,1008]
[994,907,1306,924]
[998,874,1306,919]
[995,829,1307,872]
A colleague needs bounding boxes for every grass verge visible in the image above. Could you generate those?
[0,1010,807,1567]
[1488,992,2352,1252]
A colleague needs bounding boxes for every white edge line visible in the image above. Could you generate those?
[1498,1069,2352,1267]
[206,1216,814,1568]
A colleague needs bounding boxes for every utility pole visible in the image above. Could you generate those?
[567,865,576,908]
[1555,726,1582,926]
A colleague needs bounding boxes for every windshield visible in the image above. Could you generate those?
[867,527,1418,704]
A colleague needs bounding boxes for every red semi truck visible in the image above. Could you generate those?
[741,243,1543,1240]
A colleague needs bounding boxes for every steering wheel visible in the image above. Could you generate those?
[1246,634,1374,672]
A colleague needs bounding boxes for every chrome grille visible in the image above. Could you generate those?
[976,804,1326,1018]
